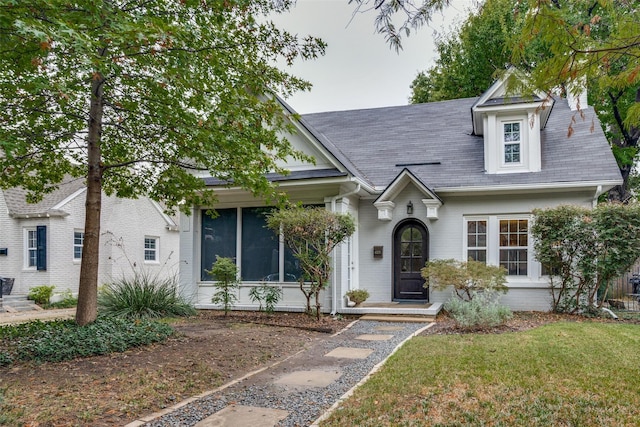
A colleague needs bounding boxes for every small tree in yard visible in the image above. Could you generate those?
[532,203,640,314]
[421,259,507,301]
[266,207,355,320]
[207,256,239,317]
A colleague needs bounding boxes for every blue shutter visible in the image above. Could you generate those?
[36,225,46,271]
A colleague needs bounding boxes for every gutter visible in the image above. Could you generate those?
[329,180,361,316]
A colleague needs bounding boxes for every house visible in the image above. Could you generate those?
[178,73,622,314]
[0,177,180,297]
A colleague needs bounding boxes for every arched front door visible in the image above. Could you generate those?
[393,220,429,301]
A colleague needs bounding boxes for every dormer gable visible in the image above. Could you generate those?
[472,68,554,174]
[373,169,442,221]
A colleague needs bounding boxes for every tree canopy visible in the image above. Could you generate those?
[408,0,639,201]
[0,0,325,324]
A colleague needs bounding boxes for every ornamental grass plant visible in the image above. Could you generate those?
[98,272,195,320]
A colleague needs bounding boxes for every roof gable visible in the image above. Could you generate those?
[373,169,442,220]
[471,68,554,135]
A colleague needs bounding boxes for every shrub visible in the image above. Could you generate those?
[532,203,640,313]
[248,284,282,313]
[207,256,239,316]
[266,207,355,320]
[0,317,174,366]
[345,289,370,305]
[422,259,507,300]
[444,289,512,330]
[98,273,196,320]
[27,285,56,305]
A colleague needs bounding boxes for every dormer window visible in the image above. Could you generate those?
[503,122,521,165]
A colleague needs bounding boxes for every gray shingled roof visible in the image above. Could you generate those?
[203,168,348,186]
[301,97,622,190]
[3,177,85,216]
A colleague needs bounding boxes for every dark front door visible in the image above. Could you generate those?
[393,220,429,301]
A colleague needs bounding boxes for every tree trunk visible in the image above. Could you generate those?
[75,71,106,326]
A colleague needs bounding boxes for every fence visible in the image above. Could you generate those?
[607,260,640,311]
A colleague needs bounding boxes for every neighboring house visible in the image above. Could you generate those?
[179,73,622,314]
[0,177,180,296]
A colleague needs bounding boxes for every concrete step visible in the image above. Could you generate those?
[360,314,436,323]
[0,294,41,313]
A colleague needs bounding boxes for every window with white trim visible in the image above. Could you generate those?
[499,219,528,276]
[200,207,309,282]
[503,122,521,164]
[26,229,37,267]
[464,217,530,277]
[73,231,84,260]
[24,226,46,270]
[466,220,487,262]
[144,237,158,262]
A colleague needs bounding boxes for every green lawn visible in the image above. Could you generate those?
[321,322,640,426]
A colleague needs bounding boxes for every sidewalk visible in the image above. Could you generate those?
[0,308,76,326]
[127,319,434,427]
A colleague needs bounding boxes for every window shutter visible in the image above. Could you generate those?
[36,225,47,271]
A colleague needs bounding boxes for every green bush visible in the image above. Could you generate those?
[0,317,174,366]
[422,259,507,301]
[207,256,239,316]
[444,289,512,330]
[345,289,370,305]
[98,273,196,320]
[249,284,282,313]
[27,285,56,305]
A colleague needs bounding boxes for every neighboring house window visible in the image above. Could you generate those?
[24,226,46,270]
[499,219,528,276]
[73,231,84,260]
[144,237,158,262]
[503,122,521,164]
[201,207,304,282]
[466,220,487,262]
[464,217,530,277]
[26,229,37,267]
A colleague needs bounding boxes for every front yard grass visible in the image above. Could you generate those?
[321,321,640,426]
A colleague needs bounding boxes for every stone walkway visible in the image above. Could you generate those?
[127,319,434,427]
[0,307,75,325]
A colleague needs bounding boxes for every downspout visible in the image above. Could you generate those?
[330,181,361,315]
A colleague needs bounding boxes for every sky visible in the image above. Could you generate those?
[270,0,474,114]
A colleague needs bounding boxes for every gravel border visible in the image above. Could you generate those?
[142,320,432,427]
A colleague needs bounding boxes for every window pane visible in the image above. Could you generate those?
[468,235,477,247]
[401,259,410,272]
[242,207,278,281]
[401,228,412,241]
[284,246,303,282]
[201,208,237,280]
[468,250,486,263]
[477,235,486,247]
[411,227,422,241]
[412,258,423,272]
[401,242,410,256]
[412,242,422,257]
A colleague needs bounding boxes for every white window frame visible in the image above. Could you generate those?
[73,230,84,261]
[144,236,159,263]
[463,215,534,279]
[465,218,488,262]
[498,218,529,276]
[502,121,523,166]
[24,228,37,269]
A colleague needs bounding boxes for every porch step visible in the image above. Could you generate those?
[360,314,436,323]
[0,294,41,313]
